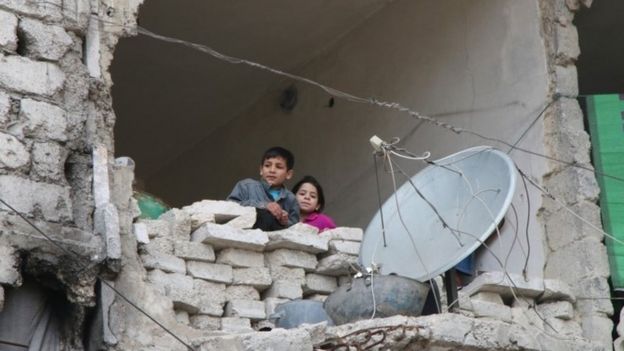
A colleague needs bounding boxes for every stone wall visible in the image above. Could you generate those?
[537,0,614,349]
[134,199,361,333]
[0,0,141,348]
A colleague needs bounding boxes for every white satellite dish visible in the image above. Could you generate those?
[359,146,516,282]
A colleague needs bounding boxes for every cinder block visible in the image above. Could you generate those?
[338,276,351,286]
[138,219,171,239]
[306,294,328,302]
[263,280,303,300]
[225,285,260,301]
[265,225,328,253]
[314,253,357,276]
[0,132,29,170]
[541,279,575,303]
[303,274,337,294]
[181,199,256,230]
[265,249,317,271]
[0,175,72,222]
[220,317,253,333]
[0,54,64,96]
[144,236,174,255]
[161,209,192,240]
[187,261,233,284]
[319,227,363,242]
[471,292,504,305]
[16,99,67,141]
[0,10,17,51]
[192,223,268,251]
[141,252,186,274]
[168,279,226,315]
[536,301,574,321]
[328,240,360,255]
[18,18,72,61]
[217,248,264,268]
[232,267,272,290]
[190,315,220,331]
[146,269,193,295]
[269,266,305,285]
[225,299,266,320]
[471,300,512,322]
[0,92,9,126]
[174,241,215,262]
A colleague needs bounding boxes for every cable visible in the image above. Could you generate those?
[0,198,195,351]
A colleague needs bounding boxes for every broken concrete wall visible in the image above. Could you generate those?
[0,0,142,349]
[537,0,613,349]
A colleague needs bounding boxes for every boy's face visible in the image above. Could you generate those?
[260,156,293,187]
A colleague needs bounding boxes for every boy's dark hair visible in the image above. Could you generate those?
[292,175,326,212]
[261,146,295,170]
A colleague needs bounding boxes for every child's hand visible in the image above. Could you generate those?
[278,210,288,226]
[265,202,284,219]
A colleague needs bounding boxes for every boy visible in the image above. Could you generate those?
[227,146,299,231]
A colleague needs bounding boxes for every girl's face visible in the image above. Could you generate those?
[296,182,320,214]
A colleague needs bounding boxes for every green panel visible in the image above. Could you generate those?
[586,94,624,289]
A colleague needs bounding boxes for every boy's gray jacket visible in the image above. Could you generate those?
[227,178,300,226]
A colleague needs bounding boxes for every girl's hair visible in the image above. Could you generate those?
[292,175,326,212]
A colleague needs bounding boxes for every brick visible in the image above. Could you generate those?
[18,18,72,61]
[217,248,264,268]
[161,209,192,240]
[225,300,266,320]
[174,241,215,262]
[263,280,303,300]
[190,315,220,331]
[0,175,72,222]
[94,203,121,263]
[536,301,574,321]
[220,317,253,333]
[555,24,580,63]
[0,132,29,169]
[264,297,289,317]
[471,300,512,322]
[225,285,260,301]
[269,266,305,285]
[143,236,174,255]
[0,10,17,51]
[187,261,233,284]
[541,278,575,303]
[181,199,256,230]
[328,240,360,255]
[138,219,171,238]
[554,65,578,98]
[192,222,268,251]
[146,269,193,295]
[0,55,64,96]
[266,226,328,253]
[15,99,67,142]
[319,227,363,242]
[141,251,186,274]
[265,249,317,271]
[314,253,358,276]
[31,142,66,181]
[232,267,272,290]
[304,274,337,295]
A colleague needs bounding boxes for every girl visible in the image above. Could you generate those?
[292,175,336,232]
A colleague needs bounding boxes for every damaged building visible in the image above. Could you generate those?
[0,0,623,349]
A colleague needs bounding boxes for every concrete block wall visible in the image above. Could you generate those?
[538,0,613,349]
[135,200,361,333]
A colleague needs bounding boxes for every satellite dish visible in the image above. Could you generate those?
[359,146,516,282]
